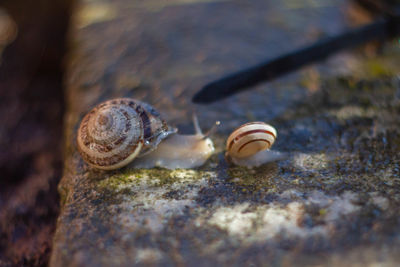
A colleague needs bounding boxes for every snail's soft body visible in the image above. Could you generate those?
[77,98,214,170]
[228,149,284,167]
[131,133,214,169]
[226,122,284,167]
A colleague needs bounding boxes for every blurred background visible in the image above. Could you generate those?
[0,0,72,266]
[0,0,396,266]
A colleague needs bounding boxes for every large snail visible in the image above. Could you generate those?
[225,122,285,167]
[77,98,216,170]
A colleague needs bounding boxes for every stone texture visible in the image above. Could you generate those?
[51,0,400,266]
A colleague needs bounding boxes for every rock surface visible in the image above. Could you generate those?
[51,0,400,266]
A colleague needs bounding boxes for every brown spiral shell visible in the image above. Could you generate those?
[77,98,175,170]
[226,122,277,159]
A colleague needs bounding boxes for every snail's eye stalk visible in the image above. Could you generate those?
[202,121,220,140]
[192,113,202,135]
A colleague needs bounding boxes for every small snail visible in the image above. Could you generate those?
[77,98,216,170]
[225,122,284,167]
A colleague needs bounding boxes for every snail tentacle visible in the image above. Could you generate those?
[192,113,202,135]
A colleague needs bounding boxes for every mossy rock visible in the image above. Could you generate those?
[51,0,400,265]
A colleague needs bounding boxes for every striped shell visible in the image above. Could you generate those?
[226,122,277,159]
[77,98,176,170]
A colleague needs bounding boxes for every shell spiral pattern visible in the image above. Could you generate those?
[77,98,174,170]
[226,122,277,158]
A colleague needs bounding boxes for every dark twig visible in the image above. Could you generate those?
[193,11,400,104]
